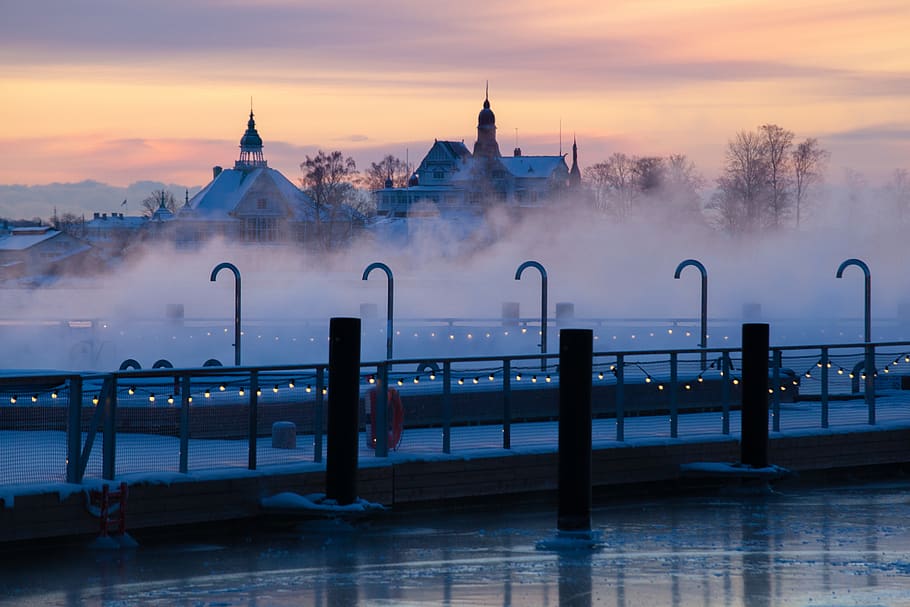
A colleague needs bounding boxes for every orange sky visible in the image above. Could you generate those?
[1,0,907,191]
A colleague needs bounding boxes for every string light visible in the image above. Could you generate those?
[473,377,479,384]
[732,378,740,385]
[288,380,296,389]
[697,374,704,383]
[489,373,495,381]
[657,384,664,391]
[545,375,551,383]
[305,385,312,393]
[238,387,245,396]
[368,376,376,384]
[429,372,436,381]
[322,388,327,395]
[397,378,404,387]
[167,395,175,405]
[31,395,38,403]
[92,395,99,405]
[515,373,522,381]
[219,384,226,392]
[149,393,157,403]
[597,371,604,380]
[256,389,262,397]
[413,376,419,384]
[128,386,136,395]
[10,395,17,404]
[51,391,58,399]
[204,389,211,398]
[457,378,464,385]
[273,385,279,393]
[531,375,537,383]
[684,384,691,390]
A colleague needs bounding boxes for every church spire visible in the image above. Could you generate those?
[569,135,581,187]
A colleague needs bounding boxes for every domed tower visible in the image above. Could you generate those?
[235,107,267,170]
[473,84,501,160]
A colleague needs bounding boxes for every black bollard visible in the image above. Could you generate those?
[558,328,593,532]
[741,323,770,468]
[326,317,361,505]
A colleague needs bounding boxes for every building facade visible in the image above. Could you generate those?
[374,91,580,219]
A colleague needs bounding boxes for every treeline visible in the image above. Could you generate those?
[584,124,908,236]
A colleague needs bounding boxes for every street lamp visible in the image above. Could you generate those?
[515,260,548,370]
[210,262,241,366]
[674,259,707,370]
[362,262,394,360]
[836,258,871,343]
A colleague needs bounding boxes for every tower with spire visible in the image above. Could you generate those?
[569,136,582,187]
[235,106,267,170]
[472,83,501,160]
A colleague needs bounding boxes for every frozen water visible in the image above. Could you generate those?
[1,479,909,606]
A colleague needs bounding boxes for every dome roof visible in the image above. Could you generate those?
[240,111,263,148]
[478,97,495,127]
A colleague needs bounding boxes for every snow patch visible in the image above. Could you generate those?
[260,492,385,516]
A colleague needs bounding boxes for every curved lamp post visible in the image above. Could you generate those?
[836,258,871,343]
[362,262,394,360]
[836,257,874,423]
[515,260,548,370]
[210,262,242,366]
[674,259,708,370]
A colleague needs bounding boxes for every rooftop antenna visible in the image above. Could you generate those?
[515,128,518,149]
[559,119,563,156]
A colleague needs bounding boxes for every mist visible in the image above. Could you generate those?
[1,188,909,371]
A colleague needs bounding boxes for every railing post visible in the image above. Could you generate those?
[179,374,190,474]
[669,352,678,438]
[102,376,117,481]
[741,323,770,469]
[66,375,83,484]
[820,347,829,428]
[375,362,389,457]
[326,317,362,505]
[314,366,325,463]
[865,344,876,424]
[502,359,512,449]
[615,354,625,441]
[558,329,593,533]
[772,349,781,432]
[721,352,730,435]
[248,369,258,470]
[443,360,452,454]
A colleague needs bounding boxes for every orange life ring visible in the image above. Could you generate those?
[368,387,404,450]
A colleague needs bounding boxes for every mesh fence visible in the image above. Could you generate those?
[0,380,70,485]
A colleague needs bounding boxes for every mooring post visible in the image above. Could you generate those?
[741,323,769,468]
[326,317,361,505]
[558,328,593,533]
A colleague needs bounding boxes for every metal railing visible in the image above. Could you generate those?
[2,340,909,488]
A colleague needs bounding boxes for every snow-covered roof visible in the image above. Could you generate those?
[183,167,316,221]
[0,227,59,250]
[85,215,147,230]
[500,155,567,179]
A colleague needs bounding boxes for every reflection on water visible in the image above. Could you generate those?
[1,480,909,606]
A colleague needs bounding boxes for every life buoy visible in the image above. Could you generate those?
[368,387,404,450]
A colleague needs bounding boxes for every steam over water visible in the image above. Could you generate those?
[1,200,908,371]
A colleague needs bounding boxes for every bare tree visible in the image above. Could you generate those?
[884,168,910,224]
[362,155,412,191]
[53,212,86,238]
[299,150,360,250]
[710,130,769,235]
[583,153,638,220]
[759,124,794,229]
[658,154,705,226]
[141,189,177,218]
[792,137,829,230]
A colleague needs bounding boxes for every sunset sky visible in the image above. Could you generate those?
[2,0,908,191]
